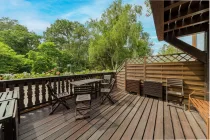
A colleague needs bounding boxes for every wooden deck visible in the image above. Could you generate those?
[18,90,207,140]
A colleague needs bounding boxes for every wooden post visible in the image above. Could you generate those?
[125,59,127,91]
[192,34,197,48]
[143,57,147,81]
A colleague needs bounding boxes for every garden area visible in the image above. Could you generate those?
[0,0,158,80]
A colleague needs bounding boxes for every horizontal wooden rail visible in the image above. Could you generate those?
[0,72,115,112]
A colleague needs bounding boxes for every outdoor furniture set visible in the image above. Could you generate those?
[47,75,115,120]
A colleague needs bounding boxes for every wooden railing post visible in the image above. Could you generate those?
[144,56,147,81]
[125,59,127,90]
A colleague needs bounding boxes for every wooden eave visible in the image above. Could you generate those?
[149,0,209,63]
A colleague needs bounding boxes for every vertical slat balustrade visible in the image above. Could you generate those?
[42,80,47,103]
[66,77,69,93]
[27,82,33,107]
[48,80,52,103]
[35,81,40,105]
[53,79,57,94]
[0,72,115,112]
[70,78,73,95]
[62,78,65,93]
[18,83,25,111]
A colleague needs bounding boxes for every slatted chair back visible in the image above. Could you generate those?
[166,78,184,95]
[74,85,93,96]
[46,82,58,99]
[103,75,112,83]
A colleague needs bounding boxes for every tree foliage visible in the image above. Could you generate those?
[0,42,32,73]
[0,0,153,75]
[88,0,151,70]
[27,42,61,73]
[158,44,182,55]
[0,17,41,54]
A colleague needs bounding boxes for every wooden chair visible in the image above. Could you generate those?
[46,82,70,115]
[189,90,209,139]
[74,85,92,120]
[101,75,112,88]
[101,78,116,104]
[166,78,184,108]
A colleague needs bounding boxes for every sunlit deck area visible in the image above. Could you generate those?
[19,89,207,140]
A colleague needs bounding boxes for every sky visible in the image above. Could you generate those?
[0,0,197,54]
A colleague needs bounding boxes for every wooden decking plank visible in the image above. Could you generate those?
[75,96,139,140]
[185,111,206,139]
[20,91,122,134]
[120,98,149,140]
[17,91,207,140]
[164,102,174,139]
[20,96,108,140]
[19,90,121,126]
[109,97,144,140]
[21,92,124,140]
[19,100,73,127]
[20,91,122,126]
[44,93,130,140]
[132,98,153,139]
[191,111,207,136]
[54,94,132,140]
[43,93,125,140]
[170,107,185,139]
[20,91,122,131]
[177,108,196,139]
[143,99,158,139]
[154,100,163,139]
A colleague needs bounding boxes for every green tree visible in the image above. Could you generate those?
[0,42,32,73]
[44,19,90,71]
[88,0,152,70]
[144,0,152,17]
[158,44,182,55]
[0,17,41,54]
[27,42,61,73]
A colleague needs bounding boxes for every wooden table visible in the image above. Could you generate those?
[0,99,18,140]
[0,91,19,101]
[70,79,103,98]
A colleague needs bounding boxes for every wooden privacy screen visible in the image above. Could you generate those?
[116,53,206,99]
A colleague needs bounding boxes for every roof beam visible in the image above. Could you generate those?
[165,37,207,63]
[150,0,164,41]
[164,8,209,25]
[164,1,189,11]
[165,23,208,37]
[164,15,209,33]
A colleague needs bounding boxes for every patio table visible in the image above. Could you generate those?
[0,91,20,123]
[70,78,103,98]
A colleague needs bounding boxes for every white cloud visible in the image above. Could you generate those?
[61,0,113,23]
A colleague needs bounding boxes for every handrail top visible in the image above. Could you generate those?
[0,72,115,83]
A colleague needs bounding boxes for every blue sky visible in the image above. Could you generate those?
[0,0,196,54]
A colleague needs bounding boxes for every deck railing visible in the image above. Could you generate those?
[0,72,115,112]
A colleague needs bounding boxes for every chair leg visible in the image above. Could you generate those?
[60,99,70,109]
[62,102,70,110]
[107,95,114,104]
[50,102,61,115]
[188,99,191,111]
